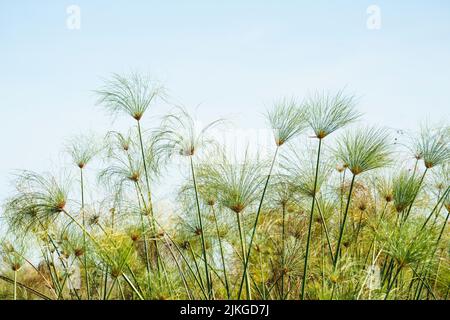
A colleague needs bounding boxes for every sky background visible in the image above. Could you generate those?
[0,0,449,204]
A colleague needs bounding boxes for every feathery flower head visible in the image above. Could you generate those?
[269,174,298,206]
[66,134,100,169]
[413,125,449,169]
[306,90,361,139]
[375,175,394,203]
[154,107,224,158]
[198,149,266,214]
[392,170,422,213]
[281,146,332,197]
[1,239,26,271]
[96,72,166,121]
[105,130,135,154]
[5,171,69,232]
[335,127,392,176]
[378,218,434,267]
[266,97,309,147]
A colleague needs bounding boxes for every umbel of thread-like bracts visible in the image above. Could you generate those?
[0,73,449,301]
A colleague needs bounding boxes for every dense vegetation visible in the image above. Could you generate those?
[1,73,449,300]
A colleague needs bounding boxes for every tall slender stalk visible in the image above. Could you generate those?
[340,170,346,226]
[385,266,402,300]
[154,219,209,299]
[102,265,109,300]
[13,270,17,300]
[211,205,230,299]
[315,199,334,262]
[363,202,388,267]
[80,168,90,300]
[137,120,160,273]
[236,212,251,300]
[164,236,194,299]
[417,208,450,298]
[301,138,322,300]
[61,209,144,299]
[106,277,119,300]
[134,182,153,293]
[0,275,51,300]
[334,174,357,269]
[421,186,449,230]
[237,147,279,300]
[281,203,286,300]
[402,168,428,223]
[190,157,212,299]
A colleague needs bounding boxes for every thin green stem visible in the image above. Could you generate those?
[188,244,205,292]
[315,198,334,263]
[13,270,17,300]
[211,205,230,299]
[363,202,389,267]
[164,236,194,299]
[137,120,160,273]
[238,146,279,300]
[60,209,143,299]
[118,279,125,300]
[421,187,449,230]
[122,274,144,300]
[236,212,251,300]
[135,182,153,293]
[0,275,51,300]
[281,203,286,300]
[155,217,208,299]
[334,174,357,269]
[18,253,57,299]
[190,156,212,299]
[103,265,109,300]
[106,277,118,300]
[301,138,322,300]
[80,168,90,299]
[403,168,428,223]
[340,170,346,226]
[385,266,402,300]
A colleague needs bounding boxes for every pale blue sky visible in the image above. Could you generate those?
[0,1,449,201]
